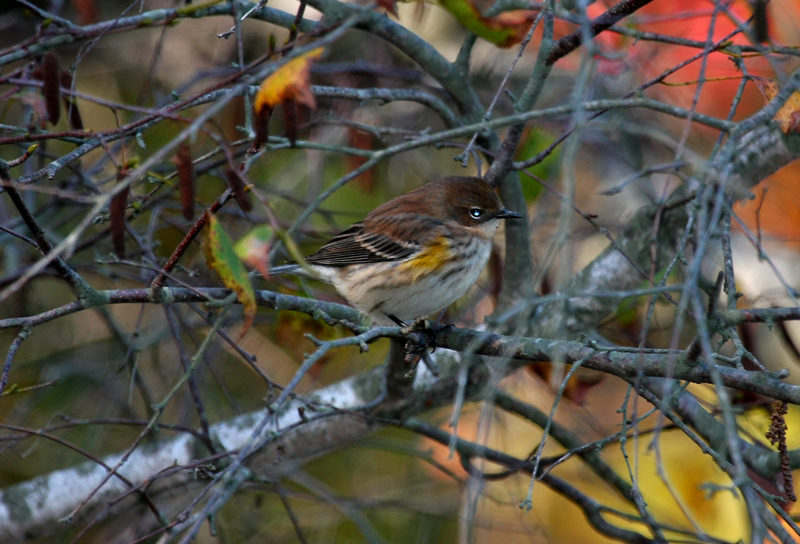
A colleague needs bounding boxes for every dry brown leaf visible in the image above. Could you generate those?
[40,53,61,125]
[59,72,83,130]
[110,183,129,259]
[282,98,299,146]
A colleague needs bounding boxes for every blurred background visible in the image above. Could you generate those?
[2,0,800,542]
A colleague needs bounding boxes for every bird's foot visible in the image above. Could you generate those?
[402,318,453,353]
[386,315,450,375]
[402,318,434,352]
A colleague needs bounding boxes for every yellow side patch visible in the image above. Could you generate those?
[397,237,451,283]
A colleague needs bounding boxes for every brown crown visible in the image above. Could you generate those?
[365,176,504,226]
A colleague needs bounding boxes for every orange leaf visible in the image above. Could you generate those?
[254,48,324,116]
[733,161,800,249]
[491,11,539,47]
[203,212,257,338]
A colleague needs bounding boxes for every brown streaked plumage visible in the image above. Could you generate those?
[273,176,521,324]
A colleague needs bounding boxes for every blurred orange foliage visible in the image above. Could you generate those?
[553,0,800,119]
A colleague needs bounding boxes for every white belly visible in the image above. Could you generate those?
[321,238,492,325]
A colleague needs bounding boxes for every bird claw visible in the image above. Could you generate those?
[402,318,450,355]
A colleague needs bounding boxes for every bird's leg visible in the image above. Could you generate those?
[387,314,407,327]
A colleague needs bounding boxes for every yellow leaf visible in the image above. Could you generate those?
[203,212,256,338]
[753,77,800,134]
[254,48,324,116]
[776,93,800,133]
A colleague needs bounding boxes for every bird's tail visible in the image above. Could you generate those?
[268,263,302,275]
[266,263,328,282]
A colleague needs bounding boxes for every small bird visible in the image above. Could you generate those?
[273,176,522,325]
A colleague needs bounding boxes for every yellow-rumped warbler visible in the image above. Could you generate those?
[274,176,521,325]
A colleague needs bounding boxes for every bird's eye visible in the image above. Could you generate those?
[469,208,484,219]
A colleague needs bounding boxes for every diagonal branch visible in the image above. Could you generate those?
[545,0,657,66]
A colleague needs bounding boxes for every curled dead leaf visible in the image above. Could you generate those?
[283,98,299,146]
[110,184,129,259]
[40,53,62,125]
[59,72,84,130]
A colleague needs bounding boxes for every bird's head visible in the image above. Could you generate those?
[364,176,523,239]
[435,176,522,227]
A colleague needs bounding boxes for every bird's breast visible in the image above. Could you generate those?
[396,236,452,283]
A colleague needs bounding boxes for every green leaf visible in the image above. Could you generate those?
[515,128,561,203]
[203,212,256,337]
[437,0,536,48]
[235,225,275,279]
[615,295,640,328]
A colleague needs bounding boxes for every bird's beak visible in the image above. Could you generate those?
[495,208,523,219]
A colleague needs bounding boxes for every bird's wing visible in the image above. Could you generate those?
[304,215,442,267]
